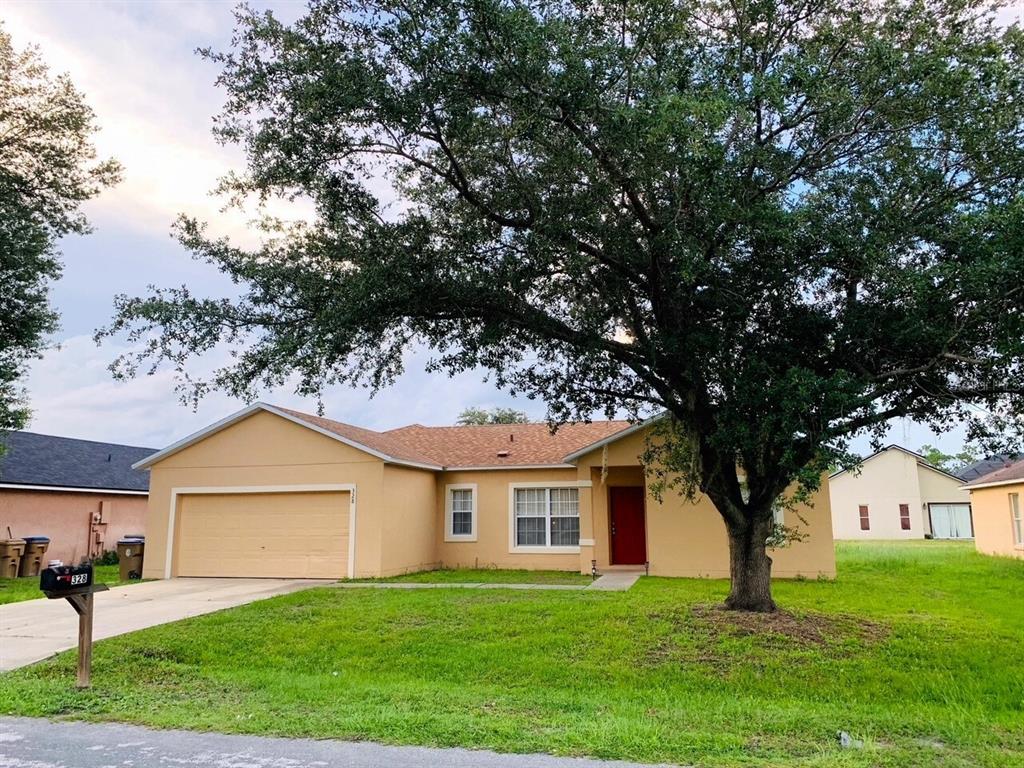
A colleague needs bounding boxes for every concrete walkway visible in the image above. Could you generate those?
[0,577,328,671]
[335,581,587,590]
[586,571,644,591]
[0,717,682,768]
[335,573,645,592]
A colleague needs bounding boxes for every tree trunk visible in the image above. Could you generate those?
[724,517,776,612]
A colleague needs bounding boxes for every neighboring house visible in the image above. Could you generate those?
[963,458,1024,560]
[829,445,972,540]
[133,403,836,580]
[0,432,155,565]
[956,454,1024,483]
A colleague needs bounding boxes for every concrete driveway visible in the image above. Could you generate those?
[0,577,329,671]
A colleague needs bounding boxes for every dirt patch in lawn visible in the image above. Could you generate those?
[644,604,888,667]
[689,604,888,645]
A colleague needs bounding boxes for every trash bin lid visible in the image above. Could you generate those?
[22,536,50,543]
[118,537,145,544]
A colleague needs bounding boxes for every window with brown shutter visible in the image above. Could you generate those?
[859,505,870,530]
[899,503,911,530]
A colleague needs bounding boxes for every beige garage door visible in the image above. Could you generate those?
[174,491,349,578]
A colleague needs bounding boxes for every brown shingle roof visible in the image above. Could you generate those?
[274,407,443,467]
[964,457,1024,487]
[385,421,631,467]
[278,406,631,468]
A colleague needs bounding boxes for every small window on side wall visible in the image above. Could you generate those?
[899,503,911,531]
[1010,493,1022,546]
[859,505,870,531]
[445,484,477,542]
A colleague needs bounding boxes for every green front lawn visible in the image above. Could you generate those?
[364,567,593,585]
[0,564,131,605]
[1,541,1021,767]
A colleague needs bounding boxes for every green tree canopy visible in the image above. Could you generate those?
[102,0,1024,611]
[919,444,979,474]
[0,26,120,446]
[457,407,530,425]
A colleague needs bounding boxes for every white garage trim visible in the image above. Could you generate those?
[166,484,357,580]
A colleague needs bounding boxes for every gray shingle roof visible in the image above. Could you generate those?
[0,431,155,492]
[955,454,1024,483]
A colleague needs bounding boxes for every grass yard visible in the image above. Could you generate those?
[364,567,593,585]
[0,541,1021,767]
[0,564,131,605]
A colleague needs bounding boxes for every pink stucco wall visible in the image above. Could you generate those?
[0,489,148,565]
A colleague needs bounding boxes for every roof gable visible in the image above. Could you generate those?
[133,403,635,471]
[133,403,443,471]
[0,431,155,492]
[829,444,963,483]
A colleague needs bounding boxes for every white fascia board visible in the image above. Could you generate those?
[133,402,443,471]
[561,412,666,464]
[445,464,576,471]
[963,477,1024,491]
[0,483,148,496]
[131,403,267,469]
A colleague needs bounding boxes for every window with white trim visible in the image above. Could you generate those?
[514,487,579,548]
[445,484,477,541]
[1011,493,1022,547]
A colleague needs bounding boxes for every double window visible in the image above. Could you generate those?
[1011,493,1022,547]
[445,484,477,542]
[512,486,580,550]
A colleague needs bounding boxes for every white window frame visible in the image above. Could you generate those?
[507,481,583,554]
[1011,493,1023,548]
[445,483,478,542]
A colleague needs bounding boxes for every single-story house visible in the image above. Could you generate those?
[963,458,1024,560]
[829,445,972,540]
[133,403,836,580]
[0,432,155,564]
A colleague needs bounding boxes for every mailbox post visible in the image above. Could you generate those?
[40,564,109,688]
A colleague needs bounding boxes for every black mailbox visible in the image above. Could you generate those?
[40,563,93,595]
[37,562,107,689]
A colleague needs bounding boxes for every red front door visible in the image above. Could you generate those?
[609,486,647,565]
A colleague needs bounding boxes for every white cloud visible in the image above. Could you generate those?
[2,1,323,248]
[23,335,547,448]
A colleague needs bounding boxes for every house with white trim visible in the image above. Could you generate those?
[132,403,837,580]
[829,445,972,540]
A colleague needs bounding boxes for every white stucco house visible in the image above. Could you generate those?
[829,445,973,540]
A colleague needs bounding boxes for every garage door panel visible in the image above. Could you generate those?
[175,491,349,578]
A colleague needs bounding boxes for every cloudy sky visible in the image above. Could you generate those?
[5,1,1019,453]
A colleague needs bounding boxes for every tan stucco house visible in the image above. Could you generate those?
[133,403,835,580]
[963,459,1024,560]
[829,445,972,540]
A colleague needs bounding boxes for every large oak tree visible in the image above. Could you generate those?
[0,26,120,448]
[104,0,1024,611]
